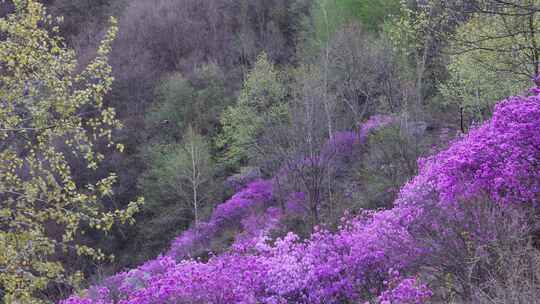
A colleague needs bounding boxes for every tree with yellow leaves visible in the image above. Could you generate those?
[0,1,142,302]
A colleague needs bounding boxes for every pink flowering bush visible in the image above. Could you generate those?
[62,88,540,304]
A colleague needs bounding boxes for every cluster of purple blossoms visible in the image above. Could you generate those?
[377,270,433,304]
[167,179,275,260]
[358,115,395,142]
[397,92,540,208]
[62,88,540,303]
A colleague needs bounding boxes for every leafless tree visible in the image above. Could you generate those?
[252,64,353,227]
[328,23,415,127]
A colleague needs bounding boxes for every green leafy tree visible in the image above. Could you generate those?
[136,127,215,261]
[147,64,230,140]
[449,1,540,81]
[217,53,287,170]
[162,127,213,226]
[350,0,401,31]
[0,1,141,302]
[311,0,400,44]
[439,1,538,126]
[439,51,528,125]
[127,64,228,264]
[302,0,399,56]
[384,0,451,112]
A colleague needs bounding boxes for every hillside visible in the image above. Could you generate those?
[2,1,540,303]
[63,90,540,303]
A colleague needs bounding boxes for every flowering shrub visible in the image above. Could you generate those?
[167,179,274,259]
[62,208,420,304]
[359,115,395,142]
[62,89,540,304]
[321,131,362,159]
[398,92,540,208]
[232,207,283,253]
[377,271,433,304]
[285,192,308,216]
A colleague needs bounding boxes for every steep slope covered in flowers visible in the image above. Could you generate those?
[398,93,540,208]
[63,90,540,303]
[167,179,275,260]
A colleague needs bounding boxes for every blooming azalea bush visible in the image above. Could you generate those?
[377,272,433,304]
[167,179,275,260]
[397,93,540,208]
[359,115,396,142]
[62,88,540,304]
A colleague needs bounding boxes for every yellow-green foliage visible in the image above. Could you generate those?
[312,0,400,42]
[217,53,287,169]
[439,50,528,121]
[440,7,534,121]
[0,1,142,302]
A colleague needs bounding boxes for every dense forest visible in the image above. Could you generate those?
[2,0,540,303]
